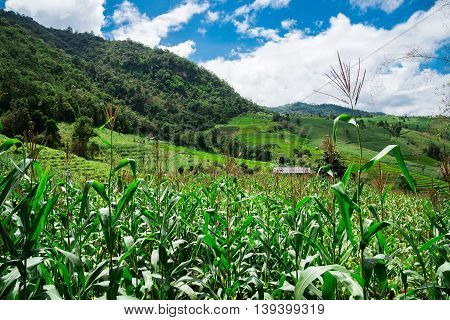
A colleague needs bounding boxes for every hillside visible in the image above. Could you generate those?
[273,102,385,117]
[213,113,449,190]
[0,10,260,140]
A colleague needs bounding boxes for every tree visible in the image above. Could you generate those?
[87,141,100,159]
[272,112,282,122]
[211,128,219,146]
[0,107,32,138]
[72,116,96,158]
[425,142,442,160]
[43,119,61,148]
[196,132,208,151]
[390,122,402,137]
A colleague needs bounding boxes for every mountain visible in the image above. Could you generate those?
[272,102,385,117]
[0,10,260,140]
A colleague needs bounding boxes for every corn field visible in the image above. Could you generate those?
[0,133,448,300]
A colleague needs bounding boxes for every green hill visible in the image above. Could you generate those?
[273,102,384,117]
[0,10,260,140]
[213,113,449,190]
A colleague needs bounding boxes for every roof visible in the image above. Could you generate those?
[272,167,314,174]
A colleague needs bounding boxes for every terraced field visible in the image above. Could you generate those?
[216,113,448,191]
[1,113,447,192]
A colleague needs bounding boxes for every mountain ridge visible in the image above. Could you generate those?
[272,102,385,117]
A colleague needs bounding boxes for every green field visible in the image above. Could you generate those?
[214,113,448,190]
[0,137,448,300]
[1,112,446,191]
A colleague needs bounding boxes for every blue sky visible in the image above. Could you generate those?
[99,0,438,62]
[2,0,449,115]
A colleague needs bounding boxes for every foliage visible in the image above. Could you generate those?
[425,142,443,161]
[0,10,259,141]
[272,102,383,117]
[0,137,448,300]
[72,116,96,158]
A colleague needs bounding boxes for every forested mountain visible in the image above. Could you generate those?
[0,10,260,140]
[273,102,385,117]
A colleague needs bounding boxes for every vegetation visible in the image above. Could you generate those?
[0,10,259,142]
[0,10,448,303]
[0,125,448,300]
[272,102,384,118]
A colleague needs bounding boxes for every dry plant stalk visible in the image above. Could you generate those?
[322,135,335,162]
[439,155,450,190]
[315,52,366,110]
[104,104,121,130]
[373,163,388,194]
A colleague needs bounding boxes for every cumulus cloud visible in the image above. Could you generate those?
[229,0,291,41]
[233,17,281,41]
[111,0,208,48]
[202,3,450,115]
[233,0,291,16]
[159,40,197,58]
[350,0,405,14]
[205,10,219,23]
[5,0,105,35]
[250,0,291,11]
[281,19,297,30]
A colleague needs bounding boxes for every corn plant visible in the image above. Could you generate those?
[0,127,448,300]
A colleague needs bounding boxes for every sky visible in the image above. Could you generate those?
[1,0,449,115]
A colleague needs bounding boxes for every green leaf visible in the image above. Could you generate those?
[331,182,359,244]
[56,248,83,268]
[322,271,337,300]
[295,264,348,299]
[44,285,62,300]
[0,221,17,257]
[25,194,59,253]
[328,270,364,300]
[203,234,224,255]
[0,138,22,156]
[437,262,450,278]
[419,235,445,252]
[363,221,391,248]
[374,263,388,294]
[83,260,109,294]
[31,166,51,210]
[360,145,415,192]
[90,180,110,204]
[113,158,137,180]
[333,114,357,143]
[174,283,198,300]
[0,158,33,208]
[98,135,111,147]
[114,179,140,224]
[342,164,354,188]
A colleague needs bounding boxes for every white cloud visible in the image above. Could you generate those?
[205,10,219,23]
[233,0,291,16]
[202,3,450,115]
[159,40,196,58]
[251,0,291,10]
[229,0,291,41]
[350,0,405,14]
[198,27,207,35]
[281,19,297,30]
[233,17,281,41]
[111,0,209,47]
[5,0,105,35]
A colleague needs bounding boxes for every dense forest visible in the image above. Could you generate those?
[0,10,260,141]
